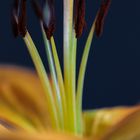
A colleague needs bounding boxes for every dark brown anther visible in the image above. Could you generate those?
[95,0,111,37]
[31,0,43,20]
[43,20,55,40]
[18,0,27,37]
[74,0,86,38]
[31,0,55,40]
[13,0,19,14]
[11,0,27,37]
[11,11,19,37]
[43,0,56,40]
[11,0,20,37]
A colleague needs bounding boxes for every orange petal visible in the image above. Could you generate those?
[101,106,140,140]
[83,106,140,139]
[0,65,51,131]
[0,131,88,140]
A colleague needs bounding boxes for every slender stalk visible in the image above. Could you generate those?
[76,21,96,134]
[41,25,64,130]
[50,37,67,130]
[70,31,77,133]
[23,31,59,130]
[63,0,77,133]
[71,34,77,99]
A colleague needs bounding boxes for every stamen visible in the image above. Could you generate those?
[13,0,19,14]
[11,12,19,37]
[95,0,111,37]
[43,0,55,40]
[31,0,55,40]
[11,0,27,37]
[74,0,86,38]
[11,0,20,37]
[43,21,55,40]
[18,0,27,37]
[31,0,43,20]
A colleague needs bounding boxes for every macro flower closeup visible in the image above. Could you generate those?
[0,0,140,140]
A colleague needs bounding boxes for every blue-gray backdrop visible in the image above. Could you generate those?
[0,0,140,109]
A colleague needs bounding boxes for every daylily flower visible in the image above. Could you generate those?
[0,0,140,140]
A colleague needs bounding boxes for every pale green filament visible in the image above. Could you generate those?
[41,25,64,130]
[76,21,96,134]
[23,31,59,130]
[50,37,67,130]
[70,31,78,133]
